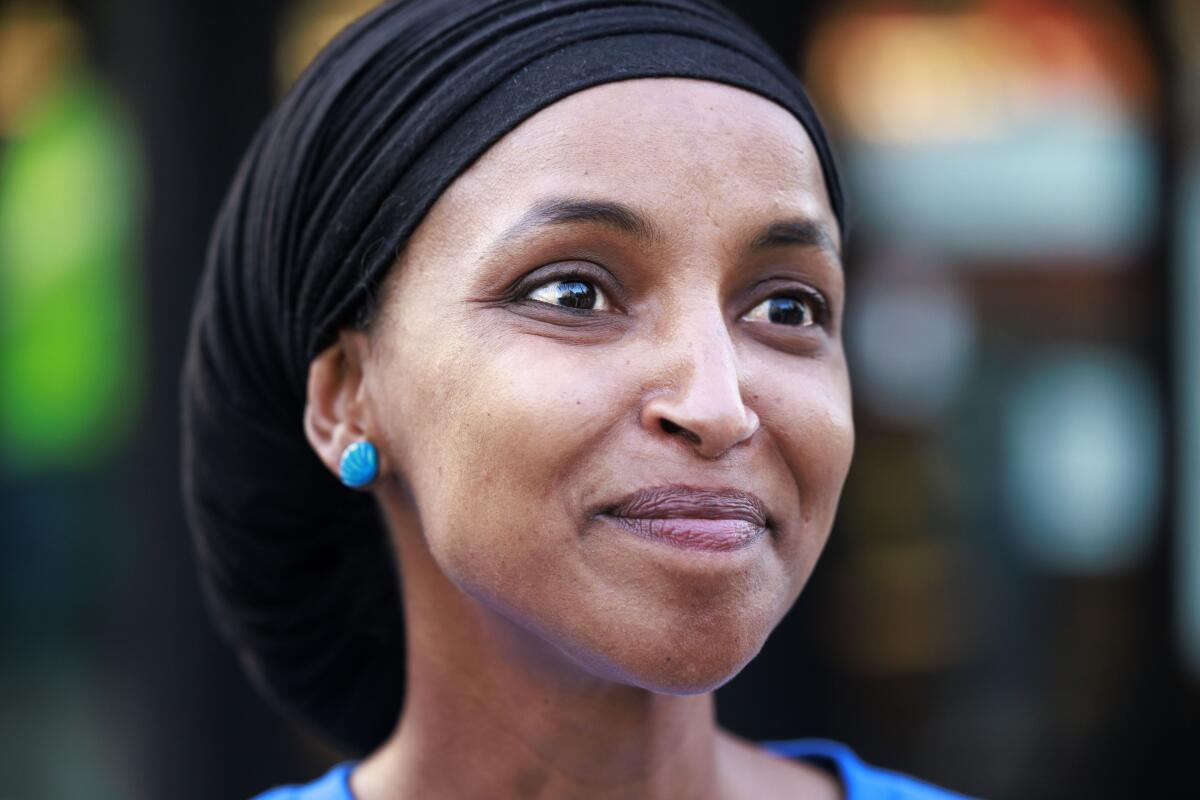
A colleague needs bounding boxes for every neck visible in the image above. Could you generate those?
[351,489,730,800]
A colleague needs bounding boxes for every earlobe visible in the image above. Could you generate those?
[338,440,380,488]
[303,334,380,486]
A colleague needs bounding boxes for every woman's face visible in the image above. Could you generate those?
[360,78,852,693]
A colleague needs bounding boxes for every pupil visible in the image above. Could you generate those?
[768,297,807,326]
[555,280,596,309]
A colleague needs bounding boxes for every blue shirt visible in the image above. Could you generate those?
[252,738,974,799]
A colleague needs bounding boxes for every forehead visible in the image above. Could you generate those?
[428,77,838,245]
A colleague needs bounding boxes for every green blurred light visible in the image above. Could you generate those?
[0,74,143,473]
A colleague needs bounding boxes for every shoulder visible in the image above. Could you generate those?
[250,762,356,800]
[761,738,977,800]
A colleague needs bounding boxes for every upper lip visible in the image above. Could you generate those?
[601,484,770,527]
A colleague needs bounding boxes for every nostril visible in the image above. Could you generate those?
[660,418,701,445]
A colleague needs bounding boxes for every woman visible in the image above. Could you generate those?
[182,1,971,797]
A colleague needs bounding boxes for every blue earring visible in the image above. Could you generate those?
[339,440,379,488]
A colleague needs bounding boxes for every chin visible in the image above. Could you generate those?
[567,605,776,695]
[634,655,757,696]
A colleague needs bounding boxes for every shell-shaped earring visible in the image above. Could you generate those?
[339,440,379,488]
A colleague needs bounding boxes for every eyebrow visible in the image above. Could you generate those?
[490,195,840,263]
[494,197,663,248]
[750,219,841,260]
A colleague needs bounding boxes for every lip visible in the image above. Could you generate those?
[597,485,770,553]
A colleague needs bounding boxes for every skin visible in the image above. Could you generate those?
[304,78,854,799]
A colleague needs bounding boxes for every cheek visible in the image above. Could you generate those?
[761,358,855,586]
[393,334,618,587]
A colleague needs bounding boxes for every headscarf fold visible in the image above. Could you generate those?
[182,0,845,754]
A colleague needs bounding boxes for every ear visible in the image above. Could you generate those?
[303,330,383,488]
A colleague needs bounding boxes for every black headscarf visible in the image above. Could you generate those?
[182,0,845,755]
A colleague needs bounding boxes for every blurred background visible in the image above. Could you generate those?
[0,0,1196,797]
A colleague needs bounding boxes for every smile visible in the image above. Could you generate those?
[596,484,772,553]
[598,515,768,552]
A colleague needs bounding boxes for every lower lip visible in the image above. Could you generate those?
[599,515,767,553]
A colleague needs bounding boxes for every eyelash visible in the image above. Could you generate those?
[513,264,618,315]
[517,269,830,329]
[747,285,831,328]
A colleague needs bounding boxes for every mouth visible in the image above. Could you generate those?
[595,485,771,553]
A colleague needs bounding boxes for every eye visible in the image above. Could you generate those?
[740,294,824,327]
[525,277,613,312]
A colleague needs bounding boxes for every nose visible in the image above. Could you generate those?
[640,309,760,460]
